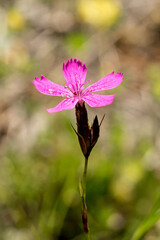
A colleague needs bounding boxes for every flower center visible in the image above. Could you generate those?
[64,79,90,100]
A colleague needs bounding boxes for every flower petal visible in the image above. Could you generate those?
[63,58,87,91]
[46,98,78,113]
[84,72,123,94]
[82,94,115,107]
[32,75,72,97]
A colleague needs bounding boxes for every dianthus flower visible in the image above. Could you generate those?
[32,58,123,113]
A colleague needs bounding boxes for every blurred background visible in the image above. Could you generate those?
[0,0,160,239]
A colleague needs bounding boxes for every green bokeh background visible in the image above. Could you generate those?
[0,0,160,239]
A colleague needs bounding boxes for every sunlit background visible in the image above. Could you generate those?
[0,0,160,239]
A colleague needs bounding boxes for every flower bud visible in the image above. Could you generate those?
[75,102,100,158]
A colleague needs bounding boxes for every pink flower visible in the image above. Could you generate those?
[32,58,123,113]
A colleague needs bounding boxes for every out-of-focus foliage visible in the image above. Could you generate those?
[146,64,160,99]
[7,8,25,31]
[64,31,88,54]
[77,0,122,28]
[0,0,160,239]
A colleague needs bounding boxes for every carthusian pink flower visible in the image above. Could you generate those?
[32,58,123,113]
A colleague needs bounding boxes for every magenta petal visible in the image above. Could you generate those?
[82,94,115,107]
[32,75,72,97]
[63,58,87,91]
[46,98,78,113]
[84,72,123,94]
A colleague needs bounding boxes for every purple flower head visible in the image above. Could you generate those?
[32,58,123,113]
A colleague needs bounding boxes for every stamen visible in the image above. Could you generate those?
[64,82,76,94]
[83,80,91,85]
[80,80,91,90]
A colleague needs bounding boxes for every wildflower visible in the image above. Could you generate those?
[32,58,124,235]
[32,58,123,113]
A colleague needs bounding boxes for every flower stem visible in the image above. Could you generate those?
[79,156,90,238]
[83,156,88,197]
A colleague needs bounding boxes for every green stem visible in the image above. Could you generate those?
[83,157,88,197]
[80,156,90,239]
